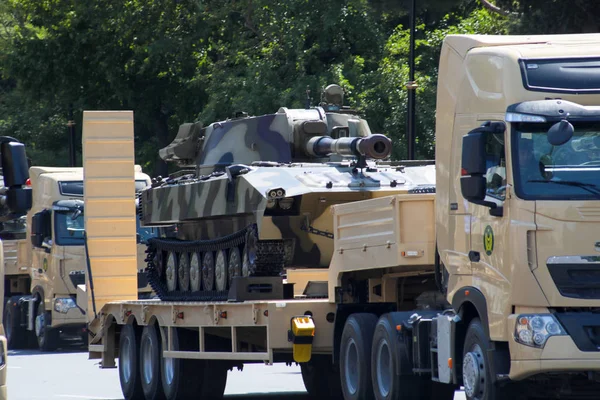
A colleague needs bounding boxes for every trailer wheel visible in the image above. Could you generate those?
[35,301,59,351]
[463,318,511,400]
[300,355,343,399]
[161,328,202,400]
[140,325,166,400]
[119,324,145,400]
[4,298,25,349]
[340,313,378,400]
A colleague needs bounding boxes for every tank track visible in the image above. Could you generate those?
[145,224,285,301]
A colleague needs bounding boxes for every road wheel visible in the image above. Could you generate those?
[228,247,242,287]
[189,252,202,292]
[463,318,513,400]
[178,253,190,292]
[202,252,215,291]
[161,328,202,400]
[35,301,59,351]
[119,324,144,400]
[140,325,166,400]
[4,297,25,349]
[165,252,178,292]
[214,250,228,291]
[340,313,378,400]
[301,355,343,399]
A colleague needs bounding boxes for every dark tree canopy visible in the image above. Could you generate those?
[0,0,595,174]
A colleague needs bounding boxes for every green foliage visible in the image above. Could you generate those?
[357,7,509,159]
[496,0,600,34]
[1,0,589,173]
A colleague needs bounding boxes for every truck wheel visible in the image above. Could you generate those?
[119,324,144,400]
[4,298,25,349]
[300,355,343,399]
[140,325,166,400]
[161,328,202,400]
[463,318,510,400]
[35,301,59,351]
[340,313,378,400]
[371,313,411,400]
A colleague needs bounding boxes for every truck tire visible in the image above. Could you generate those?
[340,313,378,400]
[300,355,343,399]
[140,324,166,400]
[371,313,457,400]
[119,324,145,400]
[35,301,59,351]
[4,298,25,349]
[462,318,512,400]
[161,328,202,400]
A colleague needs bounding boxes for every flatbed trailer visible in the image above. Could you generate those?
[90,297,336,366]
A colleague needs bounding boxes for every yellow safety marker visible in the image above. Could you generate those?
[288,315,315,363]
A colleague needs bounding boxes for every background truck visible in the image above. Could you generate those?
[3,165,158,351]
[82,33,600,400]
[0,136,34,400]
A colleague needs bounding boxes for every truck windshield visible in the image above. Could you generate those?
[54,211,85,246]
[136,213,157,243]
[513,121,600,200]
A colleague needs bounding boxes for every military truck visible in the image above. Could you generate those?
[0,137,34,400]
[3,165,156,351]
[81,33,600,400]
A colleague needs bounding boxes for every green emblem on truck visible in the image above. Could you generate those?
[43,258,48,272]
[484,225,494,256]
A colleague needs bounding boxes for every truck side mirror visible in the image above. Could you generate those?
[0,138,32,221]
[460,131,487,202]
[31,210,51,248]
[460,122,505,217]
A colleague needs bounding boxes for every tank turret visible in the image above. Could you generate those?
[140,85,436,302]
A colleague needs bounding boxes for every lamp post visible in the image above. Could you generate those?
[405,0,417,161]
[68,104,76,167]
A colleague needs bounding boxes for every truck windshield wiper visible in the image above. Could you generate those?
[528,179,600,198]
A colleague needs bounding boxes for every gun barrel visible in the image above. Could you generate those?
[307,134,392,160]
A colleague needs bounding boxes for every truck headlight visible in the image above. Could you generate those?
[515,314,567,348]
[54,297,77,314]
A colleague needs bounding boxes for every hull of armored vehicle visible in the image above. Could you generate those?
[139,86,436,301]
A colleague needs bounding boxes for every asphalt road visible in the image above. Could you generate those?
[6,341,466,400]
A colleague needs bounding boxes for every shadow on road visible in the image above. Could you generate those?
[9,338,88,356]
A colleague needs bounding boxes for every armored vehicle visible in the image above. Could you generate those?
[140,85,436,301]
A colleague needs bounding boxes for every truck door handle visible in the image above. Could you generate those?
[469,251,480,262]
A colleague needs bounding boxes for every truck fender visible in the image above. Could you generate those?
[451,286,490,339]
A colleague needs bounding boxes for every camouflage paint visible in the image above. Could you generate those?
[142,103,437,271]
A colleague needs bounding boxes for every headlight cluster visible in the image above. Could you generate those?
[515,314,567,348]
[266,197,294,211]
[54,297,77,314]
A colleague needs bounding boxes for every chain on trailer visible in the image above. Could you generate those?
[145,223,286,301]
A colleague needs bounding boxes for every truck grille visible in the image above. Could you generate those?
[548,263,600,299]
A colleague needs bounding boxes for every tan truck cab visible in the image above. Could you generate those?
[3,165,156,351]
